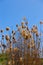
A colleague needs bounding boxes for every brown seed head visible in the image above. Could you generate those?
[5,35,10,41]
[0,30,4,33]
[6,27,10,31]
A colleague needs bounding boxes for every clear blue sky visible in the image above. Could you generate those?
[0,0,43,30]
[0,0,43,53]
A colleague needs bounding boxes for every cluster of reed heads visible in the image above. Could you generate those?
[0,18,41,65]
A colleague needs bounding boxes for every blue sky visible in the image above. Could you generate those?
[0,0,43,30]
[0,0,43,53]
